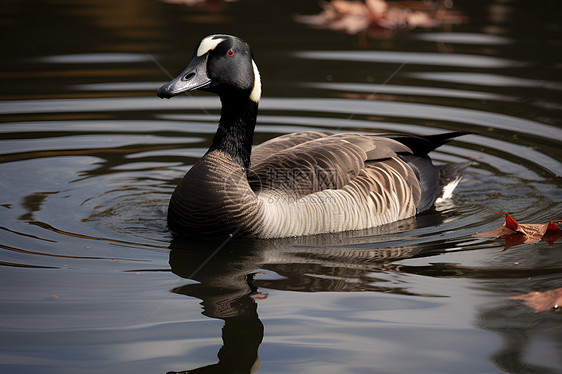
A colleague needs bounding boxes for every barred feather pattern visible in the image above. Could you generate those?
[168,132,421,239]
[255,157,418,238]
[167,151,261,238]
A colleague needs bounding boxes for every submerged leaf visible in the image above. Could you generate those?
[507,288,562,313]
[473,212,562,250]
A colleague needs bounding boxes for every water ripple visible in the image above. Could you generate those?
[414,32,514,45]
[296,50,522,68]
[1,97,557,140]
[409,72,562,90]
[34,53,151,64]
[303,82,515,101]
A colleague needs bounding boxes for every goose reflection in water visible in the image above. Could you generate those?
[165,214,462,373]
[168,238,265,374]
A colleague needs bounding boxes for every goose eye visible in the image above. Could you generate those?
[226,49,235,57]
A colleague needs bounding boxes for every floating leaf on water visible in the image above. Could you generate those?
[473,212,562,250]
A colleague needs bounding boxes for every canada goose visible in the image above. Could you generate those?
[157,34,471,239]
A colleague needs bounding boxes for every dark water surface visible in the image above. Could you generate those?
[1,0,561,373]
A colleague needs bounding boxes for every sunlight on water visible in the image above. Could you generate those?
[415,32,514,45]
[296,50,521,68]
[35,53,151,64]
[409,71,562,90]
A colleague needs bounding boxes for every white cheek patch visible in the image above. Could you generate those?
[197,35,225,57]
[250,60,262,103]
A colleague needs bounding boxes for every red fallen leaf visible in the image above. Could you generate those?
[473,212,562,250]
[503,211,518,231]
[507,288,562,313]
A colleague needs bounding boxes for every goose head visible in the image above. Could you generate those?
[157,34,261,103]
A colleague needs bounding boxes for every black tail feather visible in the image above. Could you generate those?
[393,131,474,212]
[388,131,476,156]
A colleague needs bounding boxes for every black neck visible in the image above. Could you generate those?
[207,94,258,171]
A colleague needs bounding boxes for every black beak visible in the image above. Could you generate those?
[157,54,211,99]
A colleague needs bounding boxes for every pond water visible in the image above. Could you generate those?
[1,0,561,373]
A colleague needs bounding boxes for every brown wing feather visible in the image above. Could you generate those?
[250,131,330,166]
[249,132,413,197]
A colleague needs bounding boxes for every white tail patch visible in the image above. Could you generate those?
[197,35,225,57]
[250,60,262,103]
[435,177,462,203]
